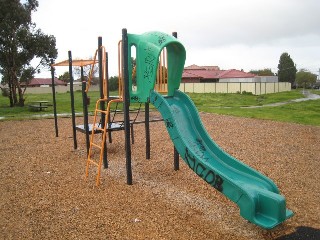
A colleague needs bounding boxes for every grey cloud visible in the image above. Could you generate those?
[179,0,320,48]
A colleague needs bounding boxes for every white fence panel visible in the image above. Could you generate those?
[239,83,255,93]
[215,83,228,93]
[183,83,194,93]
[266,83,275,94]
[193,83,205,93]
[25,82,291,95]
[204,83,216,93]
[228,83,241,93]
[179,82,291,95]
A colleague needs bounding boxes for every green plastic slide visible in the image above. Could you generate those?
[150,89,293,229]
[125,30,293,229]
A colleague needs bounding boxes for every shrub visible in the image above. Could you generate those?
[242,91,253,95]
[1,88,9,97]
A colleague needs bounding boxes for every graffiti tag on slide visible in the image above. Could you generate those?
[185,147,223,192]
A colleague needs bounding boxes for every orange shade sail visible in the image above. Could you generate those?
[52,59,97,67]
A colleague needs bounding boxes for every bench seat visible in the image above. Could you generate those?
[28,105,48,111]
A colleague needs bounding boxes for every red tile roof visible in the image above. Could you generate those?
[184,64,206,70]
[184,64,220,71]
[22,78,67,86]
[218,69,256,79]
[182,71,201,78]
[182,65,255,80]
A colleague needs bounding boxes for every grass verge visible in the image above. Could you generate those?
[0,89,319,126]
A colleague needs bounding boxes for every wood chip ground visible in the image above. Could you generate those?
[0,113,319,239]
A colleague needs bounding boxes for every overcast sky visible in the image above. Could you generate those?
[32,0,320,78]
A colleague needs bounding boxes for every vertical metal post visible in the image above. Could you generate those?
[172,32,179,170]
[50,59,58,137]
[145,102,150,159]
[103,50,108,168]
[81,67,90,155]
[68,51,77,150]
[174,148,179,170]
[98,37,105,123]
[106,52,112,144]
[122,28,133,185]
[172,32,177,38]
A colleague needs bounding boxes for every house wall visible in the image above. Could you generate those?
[220,78,256,83]
[219,76,278,83]
[181,78,201,83]
[179,82,291,95]
[256,76,278,83]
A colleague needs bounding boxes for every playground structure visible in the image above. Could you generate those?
[50,29,293,229]
[51,36,172,173]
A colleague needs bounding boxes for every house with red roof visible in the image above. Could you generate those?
[21,78,67,87]
[182,65,277,83]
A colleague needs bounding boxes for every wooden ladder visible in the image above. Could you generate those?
[85,98,122,186]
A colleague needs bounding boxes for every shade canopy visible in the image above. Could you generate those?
[52,59,97,67]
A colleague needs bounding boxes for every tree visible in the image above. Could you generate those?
[277,52,297,86]
[58,71,70,83]
[109,76,119,91]
[0,0,57,107]
[72,57,99,82]
[249,68,275,76]
[131,57,136,85]
[295,69,317,88]
[92,77,101,85]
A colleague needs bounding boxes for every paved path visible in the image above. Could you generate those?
[242,90,320,108]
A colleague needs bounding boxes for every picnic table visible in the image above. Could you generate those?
[28,101,50,111]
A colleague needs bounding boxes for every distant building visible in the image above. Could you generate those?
[21,78,67,87]
[182,65,278,83]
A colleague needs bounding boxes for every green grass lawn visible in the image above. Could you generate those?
[1,89,319,126]
[189,90,320,126]
[188,90,303,107]
[0,90,96,119]
[203,100,320,126]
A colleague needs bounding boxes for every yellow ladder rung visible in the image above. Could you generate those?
[93,127,105,132]
[86,98,123,186]
[96,109,108,114]
[91,142,102,149]
[87,159,99,167]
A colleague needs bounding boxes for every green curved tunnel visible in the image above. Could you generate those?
[126,31,186,102]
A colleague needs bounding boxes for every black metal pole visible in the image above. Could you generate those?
[103,50,108,168]
[122,28,133,185]
[172,32,178,38]
[172,31,179,170]
[68,51,77,150]
[106,52,112,144]
[50,59,58,137]
[81,68,90,155]
[98,37,105,121]
[145,102,150,159]
[174,148,179,170]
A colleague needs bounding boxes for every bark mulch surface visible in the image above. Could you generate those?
[1,113,319,240]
